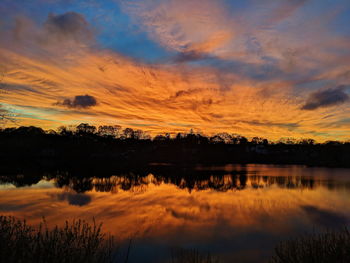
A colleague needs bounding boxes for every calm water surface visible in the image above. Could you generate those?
[1,164,350,262]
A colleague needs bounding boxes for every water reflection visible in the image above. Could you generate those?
[2,165,350,193]
[0,164,350,263]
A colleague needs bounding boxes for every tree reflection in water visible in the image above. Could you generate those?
[1,165,348,194]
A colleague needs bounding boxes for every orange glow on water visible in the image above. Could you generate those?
[1,165,350,261]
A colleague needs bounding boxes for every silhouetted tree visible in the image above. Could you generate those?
[175,133,185,140]
[1,124,350,168]
[46,129,57,135]
[57,126,73,136]
[134,129,150,140]
[76,123,96,134]
[298,138,315,145]
[98,125,121,137]
[251,137,269,145]
[231,134,241,144]
[15,126,45,136]
[238,136,248,144]
[154,135,167,141]
[216,132,233,144]
[278,138,297,145]
[210,135,225,144]
[123,128,135,139]
[325,140,341,146]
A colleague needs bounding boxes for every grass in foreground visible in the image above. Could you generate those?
[2,215,349,263]
[0,216,117,263]
[270,228,350,263]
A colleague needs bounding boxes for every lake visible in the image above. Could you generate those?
[1,164,350,262]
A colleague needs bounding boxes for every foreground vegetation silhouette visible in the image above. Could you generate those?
[1,216,349,263]
[0,216,117,263]
[270,228,350,263]
[1,124,350,170]
[0,215,218,263]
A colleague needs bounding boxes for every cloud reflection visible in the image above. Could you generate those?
[50,191,92,206]
[1,165,350,261]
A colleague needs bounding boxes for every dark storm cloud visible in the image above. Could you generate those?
[57,94,97,109]
[301,85,350,110]
[45,12,92,41]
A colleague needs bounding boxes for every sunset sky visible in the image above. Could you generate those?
[1,0,350,141]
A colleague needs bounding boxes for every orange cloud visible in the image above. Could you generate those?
[121,0,235,56]
[1,5,350,141]
[1,45,350,141]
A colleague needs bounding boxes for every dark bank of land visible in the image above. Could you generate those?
[0,125,350,172]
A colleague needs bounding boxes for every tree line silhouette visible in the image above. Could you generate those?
[0,123,350,169]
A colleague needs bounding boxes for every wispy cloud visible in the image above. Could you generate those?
[121,0,234,55]
[1,0,350,140]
